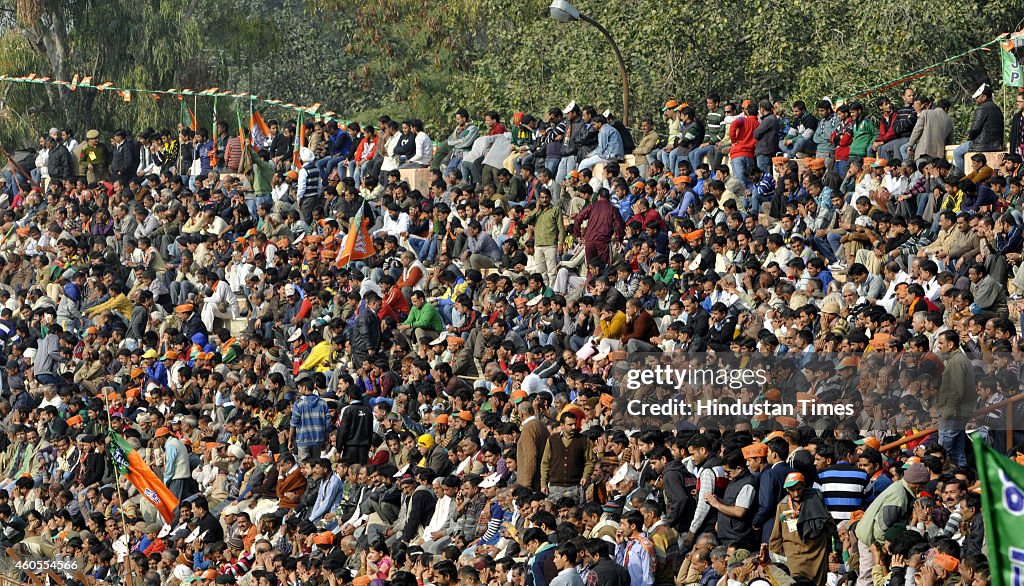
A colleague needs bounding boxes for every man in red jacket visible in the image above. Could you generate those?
[622,298,661,354]
[729,102,759,193]
[576,187,625,266]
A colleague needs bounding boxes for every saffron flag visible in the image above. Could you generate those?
[292,112,305,170]
[974,440,1024,586]
[109,431,179,523]
[182,103,197,131]
[210,104,219,168]
[251,110,271,151]
[337,206,376,267]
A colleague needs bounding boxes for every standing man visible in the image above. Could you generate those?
[749,438,794,542]
[576,188,625,267]
[812,99,838,171]
[337,387,373,465]
[524,190,565,287]
[290,376,331,461]
[616,510,655,586]
[1010,90,1024,157]
[704,450,757,550]
[768,473,833,584]
[516,401,549,491]
[753,99,779,174]
[155,426,192,505]
[540,410,596,502]
[936,330,976,466]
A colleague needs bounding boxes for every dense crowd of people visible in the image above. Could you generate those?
[0,81,1023,586]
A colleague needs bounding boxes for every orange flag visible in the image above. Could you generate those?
[109,432,179,523]
[337,206,376,267]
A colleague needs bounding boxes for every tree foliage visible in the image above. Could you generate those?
[0,0,1020,148]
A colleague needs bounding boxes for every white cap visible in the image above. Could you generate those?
[973,83,989,99]
[562,100,577,115]
[284,283,296,297]
[287,328,302,342]
[158,523,172,539]
[479,472,501,488]
[299,147,315,163]
[610,464,639,485]
[602,110,611,118]
[393,463,410,478]
[173,565,193,581]
[526,295,543,307]
[428,332,448,346]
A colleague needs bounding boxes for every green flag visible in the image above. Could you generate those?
[1002,43,1023,88]
[973,440,1024,586]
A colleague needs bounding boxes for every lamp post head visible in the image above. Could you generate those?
[549,0,580,22]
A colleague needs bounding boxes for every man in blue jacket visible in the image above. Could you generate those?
[578,115,624,172]
[748,436,794,542]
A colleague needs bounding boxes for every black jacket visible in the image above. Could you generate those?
[688,307,711,352]
[81,452,105,487]
[400,485,437,541]
[111,142,132,176]
[198,511,224,543]
[337,401,374,448]
[754,114,780,156]
[662,459,696,532]
[47,144,73,181]
[967,99,1005,152]
[350,308,381,362]
[593,558,631,586]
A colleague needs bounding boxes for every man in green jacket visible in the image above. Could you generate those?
[399,290,444,348]
[848,102,879,164]
[854,463,930,586]
[524,190,565,286]
[248,140,275,213]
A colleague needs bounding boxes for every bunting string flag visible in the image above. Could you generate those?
[0,71,350,126]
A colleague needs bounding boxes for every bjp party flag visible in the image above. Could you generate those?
[973,440,1024,586]
[336,205,376,267]
[109,431,179,523]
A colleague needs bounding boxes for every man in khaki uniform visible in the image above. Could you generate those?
[79,129,111,183]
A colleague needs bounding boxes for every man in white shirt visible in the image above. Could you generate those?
[375,203,410,237]
[199,269,240,331]
[417,475,459,553]
[401,119,433,168]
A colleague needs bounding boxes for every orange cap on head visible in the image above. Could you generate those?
[742,443,768,459]
[154,427,172,438]
[856,436,881,450]
[783,472,805,488]
[457,410,473,422]
[435,414,449,425]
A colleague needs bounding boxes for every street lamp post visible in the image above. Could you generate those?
[549,0,630,127]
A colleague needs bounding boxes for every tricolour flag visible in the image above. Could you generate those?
[1002,40,1023,88]
[974,440,1024,586]
[337,205,376,267]
[109,431,179,523]
[251,110,271,151]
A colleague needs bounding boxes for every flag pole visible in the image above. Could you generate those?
[101,389,136,586]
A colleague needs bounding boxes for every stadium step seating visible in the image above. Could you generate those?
[400,168,432,195]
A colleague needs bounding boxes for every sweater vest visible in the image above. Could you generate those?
[546,434,588,486]
[717,471,756,546]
